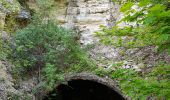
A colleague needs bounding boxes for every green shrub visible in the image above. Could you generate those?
[11,20,95,90]
[96,0,170,99]
[97,0,170,50]
[112,66,170,99]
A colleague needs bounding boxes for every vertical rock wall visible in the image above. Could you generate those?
[61,0,121,45]
[59,0,122,67]
[57,0,170,69]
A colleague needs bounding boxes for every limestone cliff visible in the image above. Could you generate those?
[0,1,123,99]
[55,0,170,69]
[57,0,120,45]
[0,1,33,99]
[0,0,169,99]
[55,0,124,68]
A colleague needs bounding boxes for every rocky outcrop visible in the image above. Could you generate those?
[0,0,20,31]
[0,61,16,100]
[58,0,170,70]
[59,0,120,45]
[26,0,126,68]
[0,60,34,100]
[55,0,125,68]
[0,1,33,99]
[1,0,170,99]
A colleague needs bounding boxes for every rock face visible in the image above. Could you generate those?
[0,0,20,31]
[55,0,170,70]
[0,0,170,99]
[0,1,33,100]
[55,0,124,68]
[0,61,15,100]
[0,60,35,100]
[59,0,120,45]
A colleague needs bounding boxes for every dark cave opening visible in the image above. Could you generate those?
[44,79,125,100]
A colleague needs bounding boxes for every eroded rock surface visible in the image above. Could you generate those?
[0,60,35,100]
[58,0,170,70]
[56,0,124,68]
[59,0,120,45]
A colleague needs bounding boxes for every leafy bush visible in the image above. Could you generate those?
[97,0,170,50]
[96,0,170,99]
[12,20,95,90]
[111,65,170,99]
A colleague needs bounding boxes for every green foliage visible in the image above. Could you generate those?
[34,0,56,20]
[0,0,20,13]
[97,0,170,99]
[17,0,29,7]
[94,67,109,77]
[37,0,54,10]
[0,0,20,32]
[0,0,21,59]
[7,92,20,100]
[1,0,95,94]
[0,39,4,59]
[7,92,32,100]
[4,14,20,33]
[110,65,170,99]
[120,2,134,12]
[98,0,170,50]
[0,43,9,60]
[1,0,95,97]
[44,63,64,90]
[11,20,95,90]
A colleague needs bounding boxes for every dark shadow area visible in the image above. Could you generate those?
[43,80,125,100]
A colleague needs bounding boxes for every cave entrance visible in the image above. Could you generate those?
[43,73,125,100]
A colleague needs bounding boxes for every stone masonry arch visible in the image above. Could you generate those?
[44,72,125,100]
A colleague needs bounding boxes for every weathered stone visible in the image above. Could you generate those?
[56,0,118,45]
[17,9,31,19]
[0,60,35,100]
[65,72,126,99]
[0,12,6,31]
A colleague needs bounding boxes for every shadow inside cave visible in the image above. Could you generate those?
[43,79,125,100]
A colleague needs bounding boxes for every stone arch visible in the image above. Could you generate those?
[44,72,125,100]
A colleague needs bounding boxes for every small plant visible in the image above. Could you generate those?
[94,67,107,77]
[7,92,20,100]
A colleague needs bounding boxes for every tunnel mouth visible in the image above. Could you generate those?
[61,79,125,100]
[43,73,125,100]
